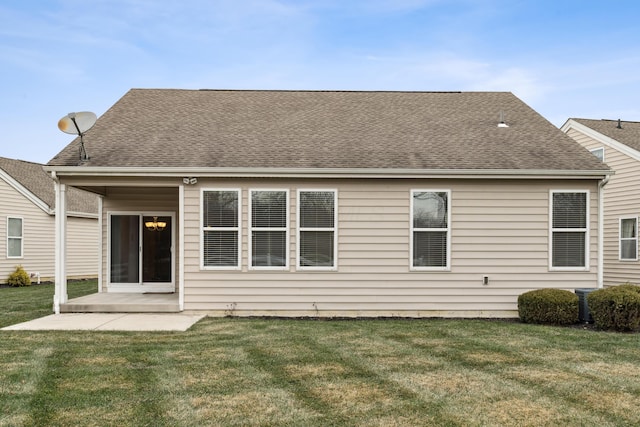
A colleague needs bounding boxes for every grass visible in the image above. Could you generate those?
[0,280,97,328]
[1,284,640,426]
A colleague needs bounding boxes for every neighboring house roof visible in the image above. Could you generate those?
[0,156,98,215]
[48,89,610,175]
[567,118,640,155]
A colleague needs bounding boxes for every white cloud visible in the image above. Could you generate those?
[469,66,545,101]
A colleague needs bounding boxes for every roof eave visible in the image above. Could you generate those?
[0,168,52,214]
[45,166,613,180]
[562,119,640,162]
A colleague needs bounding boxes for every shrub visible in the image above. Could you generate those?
[7,265,31,287]
[518,289,578,325]
[587,284,640,332]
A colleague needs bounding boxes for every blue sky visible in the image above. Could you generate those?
[1,0,639,164]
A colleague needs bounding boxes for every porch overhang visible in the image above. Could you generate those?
[51,177,186,314]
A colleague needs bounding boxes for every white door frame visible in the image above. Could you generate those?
[106,211,175,293]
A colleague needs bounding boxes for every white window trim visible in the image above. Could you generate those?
[410,189,451,271]
[296,189,338,271]
[7,216,23,259]
[549,190,590,271]
[249,189,289,270]
[590,146,605,162]
[619,216,638,261]
[200,188,242,270]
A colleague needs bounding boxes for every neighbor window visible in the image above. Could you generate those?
[619,217,638,261]
[202,189,241,268]
[250,190,288,268]
[411,190,450,270]
[7,217,23,258]
[550,191,588,269]
[297,190,337,269]
[590,147,605,162]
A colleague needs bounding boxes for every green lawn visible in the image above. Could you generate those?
[1,284,640,426]
[0,280,97,328]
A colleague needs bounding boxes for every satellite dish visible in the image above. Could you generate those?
[58,111,96,135]
[57,111,96,161]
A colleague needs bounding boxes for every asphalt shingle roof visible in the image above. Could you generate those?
[572,118,640,153]
[0,157,98,214]
[48,89,609,172]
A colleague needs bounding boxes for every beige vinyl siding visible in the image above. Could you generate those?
[66,216,99,278]
[0,178,98,282]
[182,178,599,317]
[0,177,54,281]
[566,128,640,286]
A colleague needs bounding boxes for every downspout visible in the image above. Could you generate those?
[597,176,610,288]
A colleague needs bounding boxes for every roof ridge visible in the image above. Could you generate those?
[573,118,640,124]
[598,119,640,124]
[127,88,516,95]
[197,89,465,93]
[0,156,44,166]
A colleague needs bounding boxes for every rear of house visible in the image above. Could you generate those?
[562,118,640,286]
[0,157,99,283]
[46,90,611,316]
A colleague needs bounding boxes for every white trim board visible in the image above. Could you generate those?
[0,168,52,214]
[562,119,640,162]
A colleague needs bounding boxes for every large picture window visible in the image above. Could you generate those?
[7,217,23,258]
[202,189,241,269]
[550,191,588,269]
[250,190,288,268]
[411,190,450,270]
[297,190,337,269]
[619,216,638,261]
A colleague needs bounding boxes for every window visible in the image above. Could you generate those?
[250,190,288,268]
[590,147,605,162]
[620,217,638,261]
[550,191,588,269]
[411,190,450,270]
[202,190,241,268]
[7,217,23,258]
[297,190,337,269]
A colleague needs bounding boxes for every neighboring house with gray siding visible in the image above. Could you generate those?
[46,89,611,316]
[562,118,640,286]
[0,157,99,283]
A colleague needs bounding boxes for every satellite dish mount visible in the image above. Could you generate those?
[57,111,97,162]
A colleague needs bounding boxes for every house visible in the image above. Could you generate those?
[45,89,611,317]
[0,156,99,284]
[562,118,640,286]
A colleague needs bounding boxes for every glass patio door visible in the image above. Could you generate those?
[110,215,140,284]
[109,213,174,290]
[142,215,172,283]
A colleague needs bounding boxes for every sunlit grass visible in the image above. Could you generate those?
[0,280,97,328]
[1,284,639,426]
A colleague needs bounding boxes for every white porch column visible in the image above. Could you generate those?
[54,181,68,314]
[179,183,185,311]
[97,196,103,293]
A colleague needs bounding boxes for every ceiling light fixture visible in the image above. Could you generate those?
[145,216,167,231]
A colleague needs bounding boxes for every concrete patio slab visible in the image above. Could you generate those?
[1,312,206,331]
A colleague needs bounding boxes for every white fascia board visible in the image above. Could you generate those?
[66,211,99,219]
[44,166,612,180]
[562,119,640,162]
[0,168,53,214]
